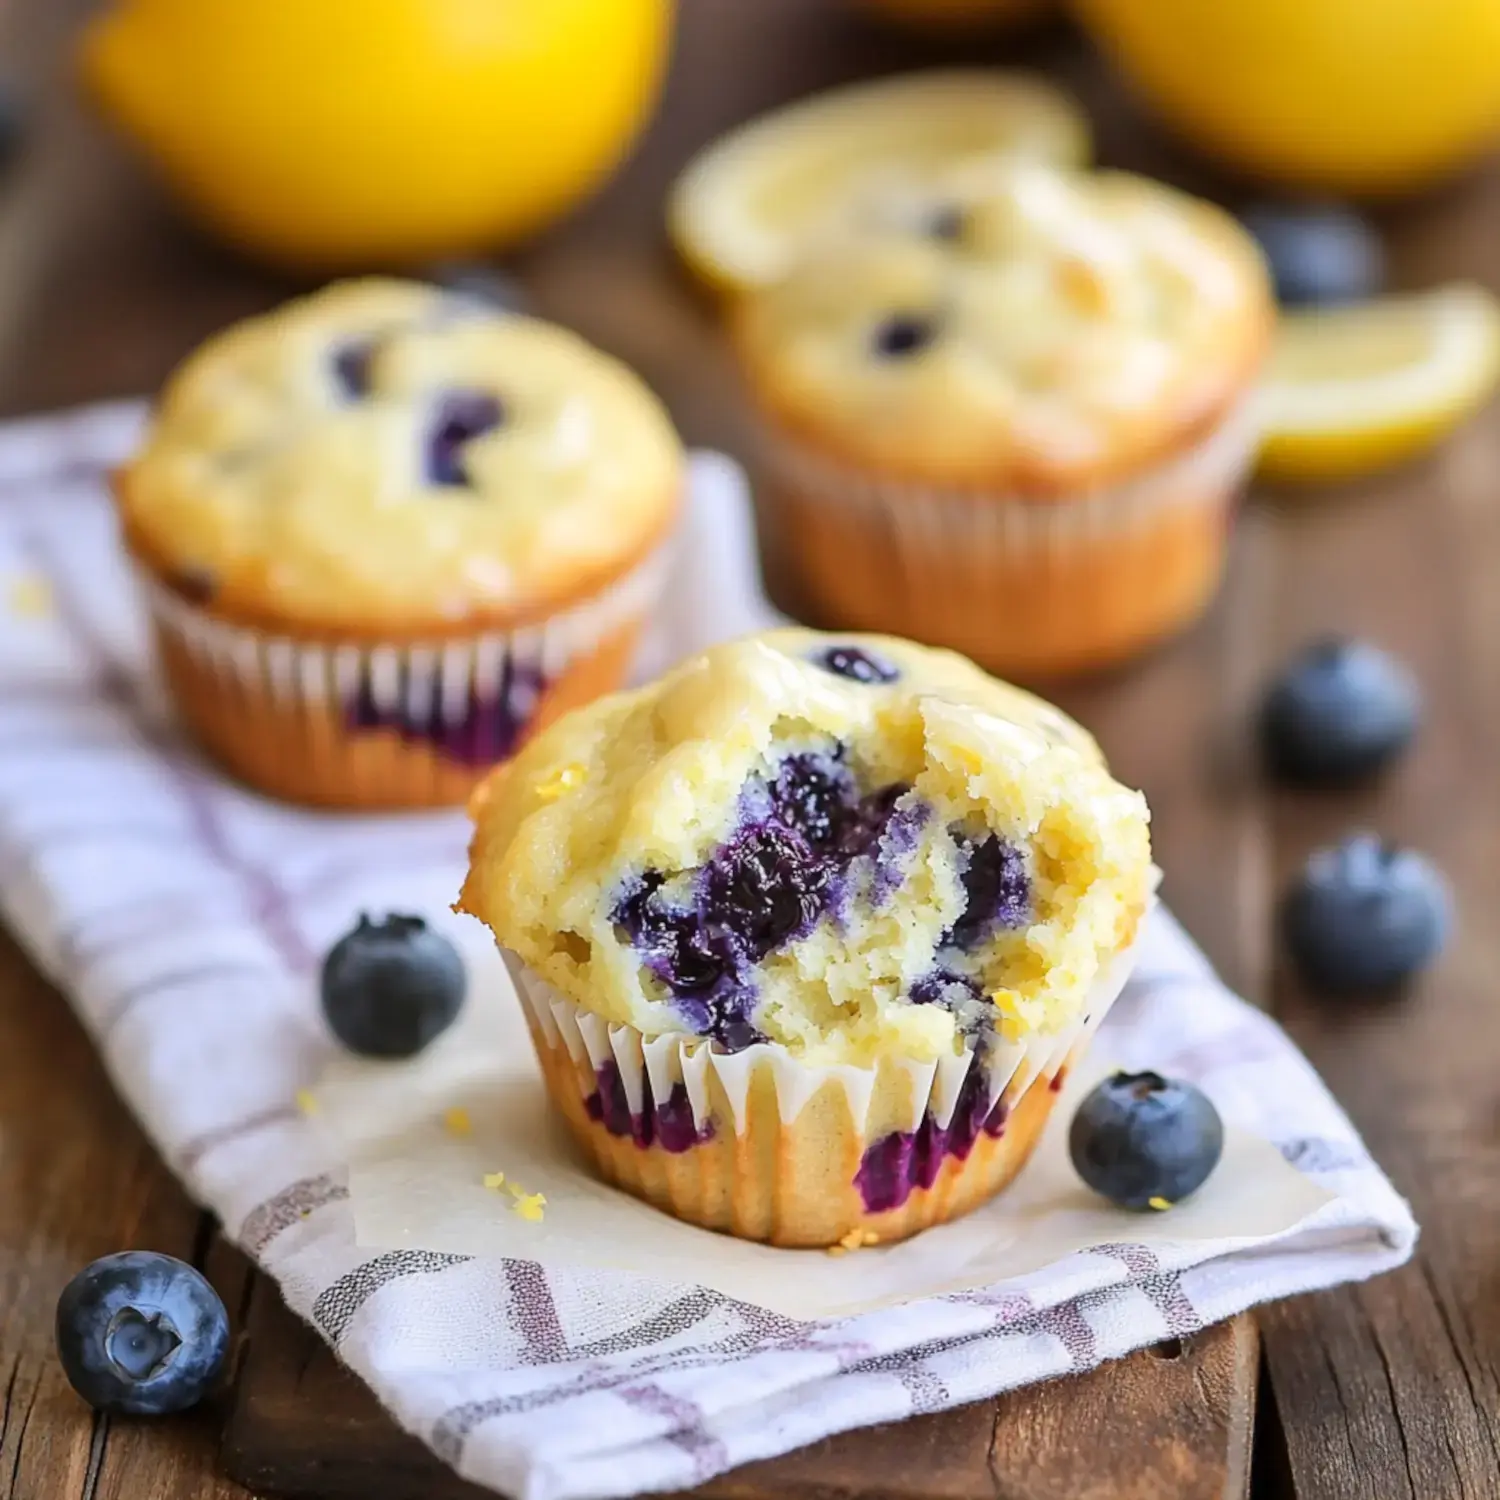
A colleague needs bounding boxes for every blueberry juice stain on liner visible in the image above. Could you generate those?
[854,1056,1011,1214]
[348,652,548,766]
[584,1059,712,1153]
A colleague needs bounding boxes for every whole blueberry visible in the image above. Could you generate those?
[1070,1071,1223,1211]
[814,645,900,685]
[1239,204,1384,307]
[331,340,375,399]
[871,314,938,359]
[1260,638,1420,787]
[425,390,505,487]
[0,83,26,175]
[429,262,528,314]
[320,913,467,1057]
[925,204,966,243]
[55,1252,229,1416]
[1280,834,1450,993]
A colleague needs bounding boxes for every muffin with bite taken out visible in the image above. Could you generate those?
[459,628,1153,1247]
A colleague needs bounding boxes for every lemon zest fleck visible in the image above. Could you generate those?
[1148,1196,1173,1212]
[482,1171,507,1191]
[6,575,52,619]
[536,763,586,802]
[512,1192,547,1223]
[295,1089,319,1116]
[443,1106,472,1136]
[496,1176,546,1220]
[991,989,1048,1043]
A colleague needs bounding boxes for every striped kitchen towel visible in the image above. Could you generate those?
[0,402,1415,1500]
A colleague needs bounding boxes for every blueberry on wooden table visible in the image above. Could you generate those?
[321,913,467,1057]
[1260,638,1420,787]
[1280,834,1451,993]
[0,82,26,176]
[55,1252,229,1416]
[1069,1071,1224,1211]
[429,261,528,313]
[1239,203,1385,307]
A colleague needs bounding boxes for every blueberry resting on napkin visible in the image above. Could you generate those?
[321,913,467,1057]
[1280,834,1450,993]
[1069,1071,1224,1211]
[55,1252,229,1415]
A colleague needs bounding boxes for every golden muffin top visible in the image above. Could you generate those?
[460,629,1152,1068]
[731,161,1273,495]
[117,280,683,638]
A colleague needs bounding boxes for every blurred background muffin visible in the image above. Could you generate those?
[117,280,682,808]
[728,159,1273,678]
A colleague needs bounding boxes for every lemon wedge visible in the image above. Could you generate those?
[1259,284,1500,483]
[668,70,1089,295]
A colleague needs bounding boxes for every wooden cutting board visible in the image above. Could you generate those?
[221,1278,1257,1500]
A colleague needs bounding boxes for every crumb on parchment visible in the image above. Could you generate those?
[482,1170,547,1221]
[827,1227,881,1256]
[6,575,52,618]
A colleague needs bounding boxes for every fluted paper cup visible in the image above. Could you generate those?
[754,396,1260,680]
[133,543,673,810]
[501,929,1144,1249]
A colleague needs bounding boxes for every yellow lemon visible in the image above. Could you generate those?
[80,0,674,269]
[1259,285,1500,483]
[669,71,1089,295]
[855,0,1052,33]
[1073,0,1500,195]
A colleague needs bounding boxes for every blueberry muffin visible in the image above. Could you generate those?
[117,279,682,807]
[732,160,1273,678]
[459,629,1153,1247]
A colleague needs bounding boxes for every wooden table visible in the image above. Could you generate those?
[3,2,1499,1497]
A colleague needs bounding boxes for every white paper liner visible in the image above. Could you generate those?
[502,907,1147,1142]
[133,538,675,722]
[307,904,1339,1320]
[752,392,1261,673]
[760,393,1262,544]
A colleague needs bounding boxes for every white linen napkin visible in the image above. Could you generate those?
[0,402,1415,1500]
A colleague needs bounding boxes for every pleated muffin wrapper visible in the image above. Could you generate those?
[502,923,1146,1249]
[753,392,1261,680]
[131,540,674,810]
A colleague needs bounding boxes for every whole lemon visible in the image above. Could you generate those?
[1073,0,1500,195]
[80,0,675,269]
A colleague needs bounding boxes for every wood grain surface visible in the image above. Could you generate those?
[222,1282,1256,1500]
[1,1,1497,1498]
